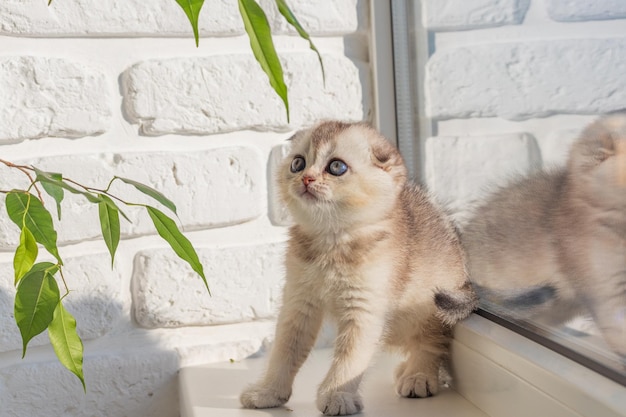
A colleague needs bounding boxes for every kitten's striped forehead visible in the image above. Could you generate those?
[309,121,354,147]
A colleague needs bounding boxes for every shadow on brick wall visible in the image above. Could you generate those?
[0,285,181,417]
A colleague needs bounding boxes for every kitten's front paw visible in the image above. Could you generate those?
[240,384,290,409]
[396,372,439,398]
[317,390,363,416]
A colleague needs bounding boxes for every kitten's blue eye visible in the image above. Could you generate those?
[327,159,348,176]
[290,156,306,173]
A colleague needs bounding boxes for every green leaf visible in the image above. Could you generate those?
[100,194,131,223]
[98,195,120,267]
[48,301,85,391]
[14,227,38,285]
[238,0,290,122]
[35,170,65,220]
[14,262,60,357]
[6,191,62,264]
[146,206,209,294]
[275,0,325,85]
[175,0,204,47]
[115,176,177,215]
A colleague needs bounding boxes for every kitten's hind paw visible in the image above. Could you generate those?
[317,391,363,416]
[396,372,439,398]
[240,384,290,409]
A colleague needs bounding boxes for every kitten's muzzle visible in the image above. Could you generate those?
[303,176,316,186]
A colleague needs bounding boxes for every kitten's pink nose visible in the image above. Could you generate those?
[302,176,315,186]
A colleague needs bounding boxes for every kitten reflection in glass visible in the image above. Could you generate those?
[240,121,478,415]
[462,113,626,363]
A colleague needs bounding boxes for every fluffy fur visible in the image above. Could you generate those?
[240,121,478,415]
[462,113,626,359]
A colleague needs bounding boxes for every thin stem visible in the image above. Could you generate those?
[103,176,117,193]
[1,159,142,208]
[57,266,70,297]
[21,193,32,228]
[61,177,94,192]
[0,159,33,171]
[0,159,45,202]
[61,177,135,206]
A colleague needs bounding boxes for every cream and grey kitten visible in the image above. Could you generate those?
[462,113,626,359]
[240,121,478,415]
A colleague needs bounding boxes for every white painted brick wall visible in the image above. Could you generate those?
[426,38,626,121]
[423,0,530,31]
[0,1,370,416]
[420,0,626,221]
[123,54,368,135]
[133,242,286,328]
[546,0,626,21]
[0,56,111,141]
[0,349,181,417]
[0,0,241,36]
[0,0,360,36]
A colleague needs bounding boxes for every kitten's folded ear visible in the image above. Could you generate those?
[371,136,404,172]
[575,113,626,165]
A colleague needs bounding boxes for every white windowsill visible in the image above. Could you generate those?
[452,314,626,417]
[179,314,626,417]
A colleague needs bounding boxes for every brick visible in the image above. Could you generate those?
[426,38,626,120]
[424,134,541,218]
[546,0,626,21]
[0,147,265,248]
[423,0,530,31]
[0,348,180,417]
[122,54,369,135]
[0,56,110,142]
[0,253,123,353]
[132,242,286,328]
[268,142,294,226]
[0,0,361,37]
[0,0,243,36]
[260,0,361,34]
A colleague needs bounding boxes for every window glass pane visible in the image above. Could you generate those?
[398,0,626,383]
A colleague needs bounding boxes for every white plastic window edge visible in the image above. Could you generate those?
[368,0,397,147]
[452,314,626,417]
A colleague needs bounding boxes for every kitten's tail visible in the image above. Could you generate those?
[434,281,479,326]
[473,284,557,319]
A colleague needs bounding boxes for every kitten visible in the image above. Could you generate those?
[461,113,626,359]
[240,121,478,415]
